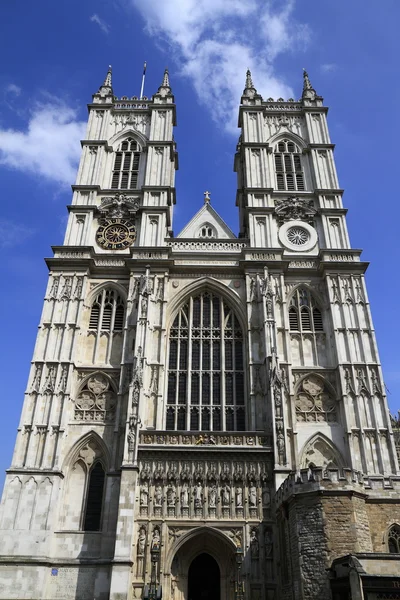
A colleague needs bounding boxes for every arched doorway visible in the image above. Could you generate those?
[188,553,220,600]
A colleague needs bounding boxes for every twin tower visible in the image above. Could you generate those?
[0,67,399,600]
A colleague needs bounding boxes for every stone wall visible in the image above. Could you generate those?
[276,468,400,600]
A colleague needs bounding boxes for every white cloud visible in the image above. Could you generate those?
[5,83,21,97]
[90,13,110,34]
[0,100,86,186]
[320,63,337,73]
[131,0,309,132]
[0,219,35,248]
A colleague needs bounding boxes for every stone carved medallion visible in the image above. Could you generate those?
[295,375,336,422]
[75,374,116,422]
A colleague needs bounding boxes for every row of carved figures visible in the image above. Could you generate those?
[139,482,271,509]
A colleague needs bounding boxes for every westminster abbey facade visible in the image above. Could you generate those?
[1,67,400,600]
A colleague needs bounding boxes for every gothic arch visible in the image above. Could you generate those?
[108,128,148,150]
[386,523,400,553]
[61,430,110,473]
[287,283,326,310]
[167,277,246,332]
[294,372,336,399]
[165,525,236,573]
[85,281,127,307]
[299,432,344,469]
[268,130,308,149]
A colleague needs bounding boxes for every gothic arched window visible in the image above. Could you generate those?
[288,287,323,332]
[83,461,106,531]
[111,137,141,190]
[166,292,245,432]
[89,289,125,332]
[388,524,400,553]
[274,139,305,191]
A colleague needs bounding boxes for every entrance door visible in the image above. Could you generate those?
[188,553,220,600]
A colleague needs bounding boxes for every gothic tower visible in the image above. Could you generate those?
[0,67,399,600]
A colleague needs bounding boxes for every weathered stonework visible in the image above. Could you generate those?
[0,68,398,600]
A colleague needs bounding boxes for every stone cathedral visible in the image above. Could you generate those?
[1,66,400,600]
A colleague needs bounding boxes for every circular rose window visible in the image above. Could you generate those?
[286,226,310,246]
[278,220,318,252]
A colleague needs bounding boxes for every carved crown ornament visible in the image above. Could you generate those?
[95,193,139,250]
[274,196,317,225]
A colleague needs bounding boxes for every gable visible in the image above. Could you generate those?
[177,203,236,239]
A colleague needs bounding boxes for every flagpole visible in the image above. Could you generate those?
[140,61,147,99]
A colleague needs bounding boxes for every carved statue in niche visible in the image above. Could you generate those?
[262,485,271,508]
[249,484,257,507]
[137,526,146,555]
[264,529,273,557]
[295,375,336,422]
[194,482,203,507]
[151,527,160,551]
[222,485,230,506]
[181,483,189,507]
[167,485,176,505]
[250,528,259,559]
[154,485,163,506]
[140,484,149,507]
[236,487,243,507]
[209,484,217,508]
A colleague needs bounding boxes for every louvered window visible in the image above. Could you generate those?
[111,138,141,190]
[83,462,105,531]
[289,288,323,333]
[88,289,125,332]
[274,139,305,191]
[166,292,246,432]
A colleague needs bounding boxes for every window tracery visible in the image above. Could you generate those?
[89,289,125,332]
[388,524,400,553]
[74,373,117,422]
[289,287,323,332]
[295,375,336,422]
[274,139,305,191]
[111,137,141,190]
[166,292,245,432]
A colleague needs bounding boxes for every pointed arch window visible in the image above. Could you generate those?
[288,287,323,332]
[167,292,246,431]
[111,137,141,190]
[388,524,400,553]
[274,139,305,191]
[89,289,125,332]
[83,461,105,531]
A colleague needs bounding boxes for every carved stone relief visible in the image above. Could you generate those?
[295,375,336,422]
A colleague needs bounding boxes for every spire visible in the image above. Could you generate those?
[157,68,172,96]
[103,65,112,88]
[96,65,113,97]
[302,68,317,101]
[242,68,258,100]
[245,69,254,90]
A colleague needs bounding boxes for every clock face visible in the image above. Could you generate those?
[96,218,136,250]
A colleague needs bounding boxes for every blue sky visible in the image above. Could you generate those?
[0,0,399,489]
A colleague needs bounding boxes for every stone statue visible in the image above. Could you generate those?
[167,485,176,505]
[209,484,217,508]
[154,485,163,506]
[236,487,243,507]
[264,529,273,557]
[222,485,230,506]
[138,526,146,554]
[151,528,160,551]
[250,528,259,559]
[140,485,148,506]
[194,482,202,507]
[181,483,189,507]
[249,484,257,507]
